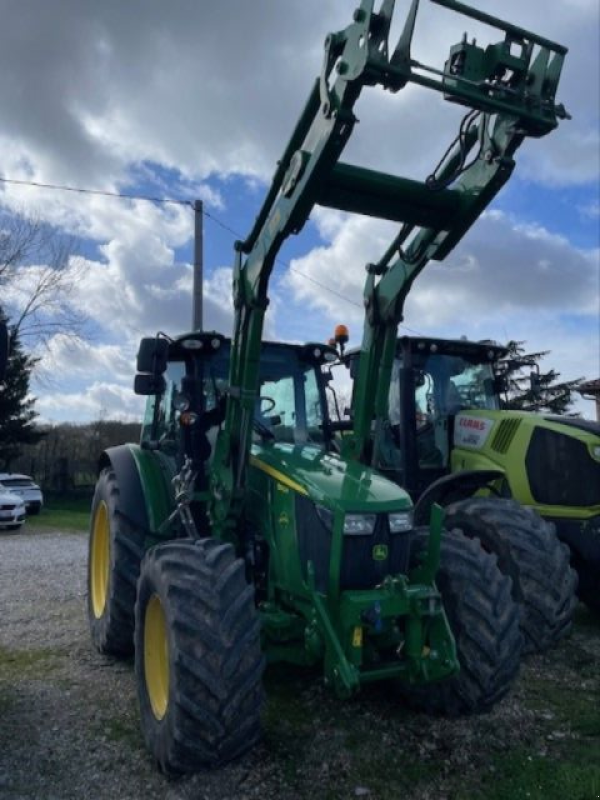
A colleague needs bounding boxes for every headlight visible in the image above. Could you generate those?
[592,445,600,461]
[343,514,376,535]
[389,511,413,533]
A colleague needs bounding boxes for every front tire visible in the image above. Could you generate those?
[444,498,578,654]
[406,529,522,716]
[87,467,146,656]
[135,538,264,774]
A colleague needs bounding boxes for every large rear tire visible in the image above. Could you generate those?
[134,538,264,774]
[88,467,145,656]
[406,529,522,716]
[444,498,578,654]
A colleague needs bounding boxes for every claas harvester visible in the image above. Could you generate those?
[87,0,570,774]
[342,335,580,652]
[344,335,593,615]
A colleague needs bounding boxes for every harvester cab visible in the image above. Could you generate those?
[88,0,572,774]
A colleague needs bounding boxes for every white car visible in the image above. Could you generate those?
[0,489,26,530]
[0,473,44,515]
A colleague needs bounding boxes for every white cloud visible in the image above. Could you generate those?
[0,1,597,193]
[284,209,600,416]
[35,381,144,425]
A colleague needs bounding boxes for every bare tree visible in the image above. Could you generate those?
[0,210,87,347]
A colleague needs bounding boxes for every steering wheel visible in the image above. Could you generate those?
[259,396,276,414]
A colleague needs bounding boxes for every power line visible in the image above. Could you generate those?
[0,175,193,208]
[0,173,422,332]
[201,208,363,309]
[1,173,363,310]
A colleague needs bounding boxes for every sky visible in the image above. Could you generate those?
[0,0,598,423]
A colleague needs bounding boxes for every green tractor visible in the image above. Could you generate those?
[87,0,570,773]
[343,335,595,614]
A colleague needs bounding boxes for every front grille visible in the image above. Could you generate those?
[340,515,411,591]
[526,428,600,507]
[491,418,521,454]
[0,504,16,511]
[294,498,412,592]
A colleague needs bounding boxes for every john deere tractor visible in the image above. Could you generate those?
[87,0,570,774]
[343,335,595,613]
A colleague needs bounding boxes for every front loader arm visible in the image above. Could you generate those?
[207,0,569,540]
[345,4,569,468]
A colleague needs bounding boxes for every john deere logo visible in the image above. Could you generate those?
[372,544,388,561]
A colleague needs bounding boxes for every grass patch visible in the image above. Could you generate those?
[25,494,91,532]
[103,715,144,748]
[0,644,63,678]
[262,665,444,799]
[464,741,600,800]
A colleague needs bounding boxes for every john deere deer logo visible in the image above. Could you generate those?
[372,544,388,561]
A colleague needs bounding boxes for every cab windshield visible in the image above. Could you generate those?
[390,352,499,469]
[256,348,326,444]
[141,343,327,450]
[412,354,499,420]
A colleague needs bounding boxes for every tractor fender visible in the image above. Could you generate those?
[98,444,151,534]
[413,469,506,527]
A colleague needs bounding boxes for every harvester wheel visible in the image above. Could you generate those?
[444,498,578,654]
[406,528,521,716]
[87,467,145,656]
[134,538,264,774]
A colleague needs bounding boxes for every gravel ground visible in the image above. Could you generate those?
[1,529,598,800]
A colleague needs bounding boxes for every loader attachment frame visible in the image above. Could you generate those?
[208,0,569,540]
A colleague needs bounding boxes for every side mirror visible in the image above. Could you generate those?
[134,373,167,396]
[136,337,169,375]
[0,322,8,382]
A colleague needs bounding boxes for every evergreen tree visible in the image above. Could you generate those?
[0,310,45,469]
[499,340,584,415]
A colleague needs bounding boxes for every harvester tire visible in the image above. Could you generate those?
[134,538,264,774]
[406,528,521,716]
[444,498,578,654]
[87,467,145,656]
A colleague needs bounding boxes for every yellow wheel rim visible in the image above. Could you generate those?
[90,501,110,619]
[144,594,170,720]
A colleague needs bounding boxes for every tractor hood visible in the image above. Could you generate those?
[249,443,411,514]
[543,416,600,437]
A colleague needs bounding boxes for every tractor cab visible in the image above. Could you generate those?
[346,336,507,497]
[135,331,338,473]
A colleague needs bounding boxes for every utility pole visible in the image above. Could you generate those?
[193,199,203,331]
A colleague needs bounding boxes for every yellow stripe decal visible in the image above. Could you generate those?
[249,456,308,496]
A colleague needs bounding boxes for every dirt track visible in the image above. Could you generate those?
[1,529,599,800]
